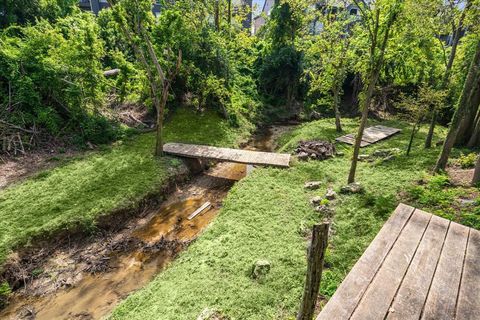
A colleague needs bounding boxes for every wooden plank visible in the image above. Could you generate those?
[187,202,211,220]
[350,209,431,320]
[335,126,400,147]
[335,135,371,147]
[317,204,415,320]
[455,228,480,320]
[163,143,291,167]
[421,222,469,320]
[386,214,449,320]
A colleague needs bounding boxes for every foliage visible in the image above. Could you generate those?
[0,12,121,144]
[0,0,78,28]
[457,152,478,169]
[0,281,10,308]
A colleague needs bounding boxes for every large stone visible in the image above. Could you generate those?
[340,182,364,194]
[305,181,322,190]
[297,152,310,161]
[358,154,371,162]
[315,205,334,216]
[310,196,323,205]
[325,188,337,200]
[252,260,271,280]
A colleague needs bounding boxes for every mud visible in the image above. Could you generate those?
[0,125,294,320]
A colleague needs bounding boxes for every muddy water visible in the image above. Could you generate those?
[0,126,291,320]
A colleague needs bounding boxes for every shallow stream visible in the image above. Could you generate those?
[0,125,292,320]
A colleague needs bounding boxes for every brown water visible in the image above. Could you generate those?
[0,126,291,320]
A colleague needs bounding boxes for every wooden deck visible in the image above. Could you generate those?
[163,143,291,167]
[317,203,480,320]
[336,125,401,147]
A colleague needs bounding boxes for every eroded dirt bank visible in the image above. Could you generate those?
[0,125,293,320]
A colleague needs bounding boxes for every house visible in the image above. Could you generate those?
[252,0,363,35]
[78,0,161,16]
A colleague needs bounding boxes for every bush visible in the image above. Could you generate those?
[458,153,478,169]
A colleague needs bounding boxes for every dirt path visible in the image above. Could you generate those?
[0,125,295,320]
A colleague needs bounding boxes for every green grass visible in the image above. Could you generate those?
[111,118,458,319]
[0,108,250,266]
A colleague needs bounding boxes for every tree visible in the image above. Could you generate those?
[424,0,473,148]
[472,153,480,185]
[306,1,355,132]
[397,86,446,155]
[347,0,404,184]
[107,0,181,156]
[434,39,480,172]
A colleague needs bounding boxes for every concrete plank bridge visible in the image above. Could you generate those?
[163,143,291,168]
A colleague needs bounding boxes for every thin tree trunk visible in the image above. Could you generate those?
[425,0,471,148]
[435,40,480,173]
[333,85,343,132]
[407,122,419,156]
[472,154,480,185]
[348,3,398,183]
[215,0,220,31]
[227,0,231,25]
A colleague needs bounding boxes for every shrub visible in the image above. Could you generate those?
[458,153,478,169]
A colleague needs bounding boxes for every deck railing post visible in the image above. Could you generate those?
[297,223,329,320]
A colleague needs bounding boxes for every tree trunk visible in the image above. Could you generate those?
[467,111,480,147]
[407,122,419,156]
[425,110,437,148]
[227,0,231,25]
[215,0,220,31]
[155,85,169,157]
[472,154,480,185]
[434,40,480,173]
[455,84,480,145]
[333,84,343,133]
[297,223,329,320]
[425,1,471,148]
[348,3,398,183]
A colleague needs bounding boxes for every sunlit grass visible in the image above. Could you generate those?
[111,118,455,319]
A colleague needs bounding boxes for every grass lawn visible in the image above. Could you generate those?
[0,108,250,266]
[110,117,469,320]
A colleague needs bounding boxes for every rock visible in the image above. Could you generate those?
[297,152,309,161]
[294,140,336,161]
[340,182,364,194]
[383,155,396,162]
[305,181,322,190]
[358,154,370,161]
[197,308,228,320]
[251,260,271,280]
[310,111,322,120]
[325,188,336,200]
[315,205,334,216]
[310,196,323,205]
[458,198,476,207]
[336,151,345,157]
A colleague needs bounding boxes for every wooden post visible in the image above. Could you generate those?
[297,223,329,320]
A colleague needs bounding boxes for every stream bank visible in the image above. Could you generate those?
[0,125,293,320]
